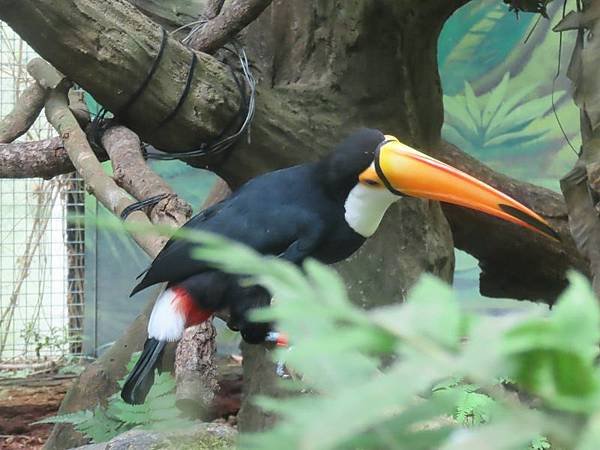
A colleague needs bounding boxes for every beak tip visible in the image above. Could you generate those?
[498,204,560,242]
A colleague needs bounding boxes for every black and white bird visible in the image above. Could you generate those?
[121,128,558,404]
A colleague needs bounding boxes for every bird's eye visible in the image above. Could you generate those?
[363,179,380,187]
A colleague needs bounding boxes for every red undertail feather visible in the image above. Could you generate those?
[172,287,213,326]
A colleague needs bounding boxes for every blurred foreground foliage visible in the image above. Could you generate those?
[37,352,196,443]
[48,220,600,449]
[187,231,600,450]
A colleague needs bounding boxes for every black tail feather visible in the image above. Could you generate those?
[121,338,166,405]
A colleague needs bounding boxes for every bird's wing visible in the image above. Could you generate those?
[130,192,326,296]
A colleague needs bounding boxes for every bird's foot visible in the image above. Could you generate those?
[264,331,288,347]
[264,331,291,378]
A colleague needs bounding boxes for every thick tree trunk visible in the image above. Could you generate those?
[0,0,241,152]
[557,1,600,297]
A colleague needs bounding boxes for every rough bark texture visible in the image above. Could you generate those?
[187,0,273,53]
[175,321,218,418]
[173,180,230,418]
[0,0,241,152]
[129,0,217,29]
[556,1,600,297]
[0,137,94,179]
[0,81,46,143]
[101,126,192,230]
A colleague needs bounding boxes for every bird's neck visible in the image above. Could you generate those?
[344,184,398,237]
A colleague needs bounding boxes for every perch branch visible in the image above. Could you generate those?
[175,178,231,417]
[38,72,163,256]
[102,127,223,417]
[0,81,46,143]
[101,126,192,240]
[36,66,222,447]
[432,140,587,301]
[187,0,273,53]
[0,136,108,179]
[0,137,99,178]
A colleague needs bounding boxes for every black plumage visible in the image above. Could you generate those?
[130,129,385,339]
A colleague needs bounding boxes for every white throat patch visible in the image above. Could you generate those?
[344,183,398,237]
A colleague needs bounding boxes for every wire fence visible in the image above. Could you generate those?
[0,21,86,363]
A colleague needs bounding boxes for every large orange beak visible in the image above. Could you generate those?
[359,136,559,241]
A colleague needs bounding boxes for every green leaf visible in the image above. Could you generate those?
[444,95,480,140]
[481,72,510,129]
[34,409,94,426]
[464,81,483,130]
[483,128,549,148]
[438,414,543,450]
[504,272,600,411]
[370,274,461,349]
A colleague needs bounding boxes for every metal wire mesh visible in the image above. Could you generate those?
[0,21,86,362]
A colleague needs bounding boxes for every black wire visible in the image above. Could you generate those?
[156,52,198,128]
[88,26,256,164]
[87,28,169,151]
[119,28,168,118]
[551,0,579,156]
[145,40,256,161]
[120,193,170,220]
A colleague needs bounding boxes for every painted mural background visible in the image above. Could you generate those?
[83,1,581,354]
[439,0,579,299]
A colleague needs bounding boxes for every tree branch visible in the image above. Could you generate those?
[101,126,192,232]
[1,137,104,178]
[38,91,221,447]
[187,0,273,53]
[175,178,230,417]
[44,87,164,256]
[0,82,46,143]
[2,0,583,302]
[432,140,587,301]
[556,4,600,297]
[0,0,242,153]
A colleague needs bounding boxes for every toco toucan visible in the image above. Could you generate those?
[121,128,558,404]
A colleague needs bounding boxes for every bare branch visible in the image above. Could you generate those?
[38,70,212,448]
[1,137,74,178]
[0,82,46,143]
[27,59,66,90]
[175,178,230,416]
[40,75,163,257]
[205,0,226,19]
[187,0,273,53]
[101,125,192,230]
